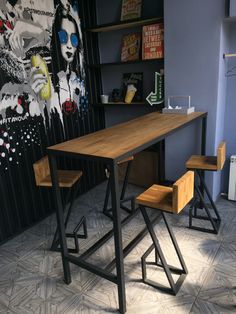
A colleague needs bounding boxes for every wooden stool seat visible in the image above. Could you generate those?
[33,156,82,188]
[186,155,218,171]
[36,170,83,188]
[186,141,226,171]
[185,141,226,234]
[136,171,194,214]
[136,185,173,213]
[135,171,194,295]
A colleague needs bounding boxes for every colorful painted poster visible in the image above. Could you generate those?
[120,0,142,21]
[121,33,141,62]
[142,23,164,60]
[0,0,89,171]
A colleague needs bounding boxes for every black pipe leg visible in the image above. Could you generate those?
[191,184,219,234]
[140,206,177,293]
[103,176,111,213]
[103,160,134,219]
[51,187,72,251]
[120,160,135,214]
[120,160,132,201]
[197,170,221,221]
[110,161,126,314]
[140,206,187,295]
[162,212,188,274]
[48,155,71,284]
[51,180,84,253]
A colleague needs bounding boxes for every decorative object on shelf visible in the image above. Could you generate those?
[162,96,195,114]
[100,94,109,104]
[146,70,164,106]
[112,89,122,102]
[142,23,164,60]
[223,53,236,58]
[125,84,137,103]
[120,0,142,21]
[121,33,141,62]
[122,72,143,103]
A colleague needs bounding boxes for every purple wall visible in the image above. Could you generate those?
[223,23,236,191]
[164,0,226,200]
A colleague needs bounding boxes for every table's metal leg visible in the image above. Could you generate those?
[200,116,207,208]
[158,140,165,184]
[109,161,126,314]
[48,154,71,284]
[201,116,207,156]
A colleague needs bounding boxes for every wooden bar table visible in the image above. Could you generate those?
[47,111,207,313]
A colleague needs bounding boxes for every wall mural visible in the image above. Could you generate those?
[0,0,95,242]
[0,0,89,171]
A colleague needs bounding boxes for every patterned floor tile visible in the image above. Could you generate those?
[197,265,236,308]
[127,294,195,314]
[190,297,236,313]
[1,183,236,313]
[0,231,45,262]
[0,293,10,313]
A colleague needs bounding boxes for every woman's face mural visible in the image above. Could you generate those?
[59,18,78,63]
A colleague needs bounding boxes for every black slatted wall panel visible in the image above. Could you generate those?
[0,0,105,244]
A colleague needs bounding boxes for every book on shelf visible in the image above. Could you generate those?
[142,23,164,60]
[120,0,142,21]
[122,72,143,102]
[121,33,141,62]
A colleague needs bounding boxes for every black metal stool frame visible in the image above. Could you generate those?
[51,179,87,253]
[103,160,135,219]
[189,169,221,234]
[140,205,188,295]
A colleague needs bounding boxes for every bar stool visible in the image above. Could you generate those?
[136,171,194,295]
[103,156,135,219]
[186,141,226,234]
[33,156,87,253]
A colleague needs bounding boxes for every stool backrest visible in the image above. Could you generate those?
[33,156,50,186]
[172,171,194,214]
[217,141,226,170]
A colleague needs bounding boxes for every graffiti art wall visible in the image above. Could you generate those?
[0,0,102,243]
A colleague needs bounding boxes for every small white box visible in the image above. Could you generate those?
[229,0,236,17]
[162,107,195,114]
[162,95,195,115]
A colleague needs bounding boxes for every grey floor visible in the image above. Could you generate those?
[0,182,236,314]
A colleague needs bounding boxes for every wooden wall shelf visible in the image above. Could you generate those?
[223,16,236,22]
[87,17,163,33]
[88,58,164,68]
[93,102,162,107]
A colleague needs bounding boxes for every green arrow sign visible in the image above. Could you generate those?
[146,72,164,106]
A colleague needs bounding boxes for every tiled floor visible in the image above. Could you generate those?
[0,182,236,313]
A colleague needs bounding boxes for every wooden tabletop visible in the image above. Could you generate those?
[47,112,206,161]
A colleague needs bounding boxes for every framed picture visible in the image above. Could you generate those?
[121,33,141,62]
[142,23,164,60]
[121,0,142,21]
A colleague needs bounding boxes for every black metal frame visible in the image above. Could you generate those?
[103,159,135,219]
[140,206,187,295]
[189,170,221,234]
[47,113,207,314]
[199,115,207,206]
[50,180,88,253]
